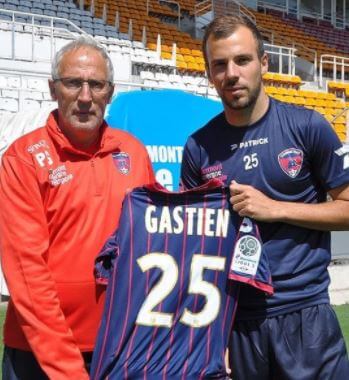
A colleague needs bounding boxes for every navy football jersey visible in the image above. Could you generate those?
[90,180,272,380]
[180,98,349,319]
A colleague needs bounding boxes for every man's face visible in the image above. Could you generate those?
[49,47,114,137]
[206,26,268,111]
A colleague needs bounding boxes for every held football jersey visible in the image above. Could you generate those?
[90,180,273,380]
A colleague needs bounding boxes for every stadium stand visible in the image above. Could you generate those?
[0,0,348,297]
[251,10,343,66]
[0,0,348,135]
[280,14,349,56]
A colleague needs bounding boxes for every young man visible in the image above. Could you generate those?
[180,15,349,379]
[0,36,155,379]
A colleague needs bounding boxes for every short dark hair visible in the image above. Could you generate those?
[202,15,265,68]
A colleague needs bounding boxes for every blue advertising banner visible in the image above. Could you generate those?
[106,89,223,190]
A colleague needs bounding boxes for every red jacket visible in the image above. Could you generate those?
[0,110,155,379]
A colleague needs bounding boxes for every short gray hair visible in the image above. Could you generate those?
[51,35,114,82]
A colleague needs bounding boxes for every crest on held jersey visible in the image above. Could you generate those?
[112,152,130,175]
[278,148,303,178]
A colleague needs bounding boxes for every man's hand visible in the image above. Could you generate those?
[229,180,280,222]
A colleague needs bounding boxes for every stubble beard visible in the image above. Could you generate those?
[222,81,262,111]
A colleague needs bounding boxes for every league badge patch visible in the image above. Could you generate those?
[112,152,130,175]
[229,217,274,295]
[231,217,262,276]
[231,235,262,276]
[278,148,303,178]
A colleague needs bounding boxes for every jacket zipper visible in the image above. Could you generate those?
[90,159,102,196]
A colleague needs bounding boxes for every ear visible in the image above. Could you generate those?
[261,53,268,75]
[48,80,57,101]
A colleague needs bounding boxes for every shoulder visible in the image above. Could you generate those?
[3,126,49,161]
[270,98,328,132]
[189,112,226,141]
[104,126,149,154]
[271,98,314,120]
[106,127,142,142]
[270,99,341,154]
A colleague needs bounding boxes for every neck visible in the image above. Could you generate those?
[59,124,101,152]
[69,131,101,153]
[224,91,270,127]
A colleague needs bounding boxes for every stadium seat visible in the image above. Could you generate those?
[293,97,306,105]
[0,97,18,112]
[22,99,41,111]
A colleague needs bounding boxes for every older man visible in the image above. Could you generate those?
[0,36,155,379]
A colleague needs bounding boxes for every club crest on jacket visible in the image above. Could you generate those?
[112,152,130,175]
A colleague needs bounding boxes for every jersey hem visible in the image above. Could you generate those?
[235,295,330,320]
[229,274,274,296]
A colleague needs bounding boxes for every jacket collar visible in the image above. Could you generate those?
[46,110,122,157]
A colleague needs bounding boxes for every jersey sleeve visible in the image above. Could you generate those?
[94,229,119,286]
[0,153,89,380]
[180,136,204,190]
[307,111,349,190]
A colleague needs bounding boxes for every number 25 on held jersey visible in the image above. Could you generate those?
[91,180,273,380]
